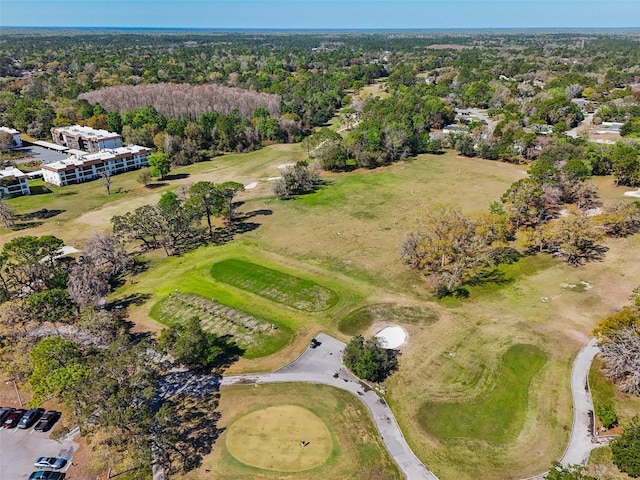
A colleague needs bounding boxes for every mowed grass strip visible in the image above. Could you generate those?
[339,303,440,335]
[210,259,339,312]
[226,405,333,472]
[418,344,547,443]
[149,293,292,358]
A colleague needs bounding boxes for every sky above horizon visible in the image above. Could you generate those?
[1,1,639,30]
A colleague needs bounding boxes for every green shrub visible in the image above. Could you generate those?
[594,403,618,429]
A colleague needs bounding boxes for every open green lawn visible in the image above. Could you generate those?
[211,258,339,312]
[338,303,440,335]
[417,344,547,443]
[180,383,403,480]
[225,405,333,472]
[6,128,640,479]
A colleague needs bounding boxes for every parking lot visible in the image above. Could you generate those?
[0,423,77,479]
[12,145,69,165]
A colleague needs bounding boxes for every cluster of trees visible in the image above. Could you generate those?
[401,206,512,296]
[343,335,398,382]
[402,140,640,295]
[308,84,450,171]
[273,161,321,198]
[80,83,280,120]
[0,229,236,477]
[610,416,640,477]
[112,181,244,255]
[593,291,640,396]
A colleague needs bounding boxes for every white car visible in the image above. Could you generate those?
[33,457,68,470]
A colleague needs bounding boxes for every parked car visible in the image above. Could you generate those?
[28,471,65,480]
[34,457,68,470]
[0,406,15,424]
[3,408,26,428]
[19,408,44,429]
[34,410,61,432]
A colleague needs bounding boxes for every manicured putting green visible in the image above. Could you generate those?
[211,259,338,312]
[226,405,333,472]
[418,344,547,443]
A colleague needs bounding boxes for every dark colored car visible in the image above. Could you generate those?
[34,457,68,470]
[28,471,65,480]
[310,338,321,349]
[19,408,44,429]
[34,410,61,432]
[0,406,15,424]
[3,408,26,428]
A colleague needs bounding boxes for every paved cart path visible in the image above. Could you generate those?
[156,335,605,480]
[221,333,437,480]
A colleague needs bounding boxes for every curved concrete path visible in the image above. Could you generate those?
[156,335,604,480]
[560,338,609,466]
[221,333,438,480]
[523,338,607,480]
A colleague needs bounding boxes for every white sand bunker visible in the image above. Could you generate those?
[277,163,295,169]
[245,182,258,190]
[374,326,407,349]
[624,189,640,198]
[267,176,282,181]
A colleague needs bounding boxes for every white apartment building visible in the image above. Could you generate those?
[51,125,123,153]
[0,126,23,148]
[41,145,151,187]
[0,167,30,197]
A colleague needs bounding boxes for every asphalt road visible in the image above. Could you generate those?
[0,423,76,479]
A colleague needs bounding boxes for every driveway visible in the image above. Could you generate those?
[0,425,76,479]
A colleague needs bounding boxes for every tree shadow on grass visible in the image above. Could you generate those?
[146,182,168,189]
[163,173,190,181]
[105,293,152,311]
[28,184,52,195]
[19,208,64,220]
[154,392,225,475]
[466,268,512,288]
[212,221,260,246]
[239,209,273,220]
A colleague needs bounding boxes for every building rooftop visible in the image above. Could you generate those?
[53,125,121,140]
[0,166,28,180]
[0,126,20,135]
[32,140,69,151]
[43,145,150,171]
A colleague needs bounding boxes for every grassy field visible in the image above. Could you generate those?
[338,303,440,335]
[225,405,333,472]
[150,292,291,358]
[211,258,339,312]
[180,383,403,480]
[417,344,547,443]
[5,129,640,478]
